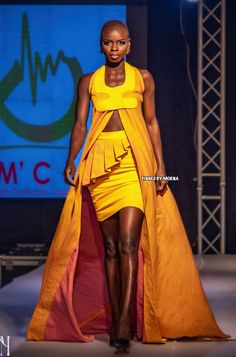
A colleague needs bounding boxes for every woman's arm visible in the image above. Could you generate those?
[140,69,167,193]
[64,73,92,186]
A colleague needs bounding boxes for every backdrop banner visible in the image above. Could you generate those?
[0,4,126,198]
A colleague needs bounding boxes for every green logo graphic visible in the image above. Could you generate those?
[0,12,82,142]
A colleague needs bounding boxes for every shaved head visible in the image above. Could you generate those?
[100,20,130,40]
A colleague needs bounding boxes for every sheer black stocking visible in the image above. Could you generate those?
[99,213,121,340]
[117,206,144,341]
[99,207,144,344]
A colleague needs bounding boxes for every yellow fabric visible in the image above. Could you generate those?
[82,129,131,185]
[86,130,144,221]
[26,60,230,343]
[89,61,144,111]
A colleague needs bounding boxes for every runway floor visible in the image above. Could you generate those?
[0,254,235,357]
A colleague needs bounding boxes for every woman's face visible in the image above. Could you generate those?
[101,26,130,63]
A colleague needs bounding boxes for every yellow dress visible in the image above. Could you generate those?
[25,61,231,343]
[82,61,146,220]
[85,129,144,221]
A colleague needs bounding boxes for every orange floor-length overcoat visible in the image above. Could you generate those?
[26,62,230,343]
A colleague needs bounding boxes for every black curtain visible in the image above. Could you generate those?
[147,0,197,249]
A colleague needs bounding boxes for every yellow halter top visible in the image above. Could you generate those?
[88,61,145,112]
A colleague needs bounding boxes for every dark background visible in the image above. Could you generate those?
[0,0,235,253]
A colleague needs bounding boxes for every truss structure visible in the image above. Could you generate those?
[197,0,225,254]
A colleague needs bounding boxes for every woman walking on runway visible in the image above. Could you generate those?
[64,20,167,351]
[26,19,230,352]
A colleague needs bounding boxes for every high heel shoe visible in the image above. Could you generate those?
[116,338,130,349]
[109,338,120,348]
[109,321,120,348]
[116,328,131,351]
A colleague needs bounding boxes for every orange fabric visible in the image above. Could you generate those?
[26,61,231,343]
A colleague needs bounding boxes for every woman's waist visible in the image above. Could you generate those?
[97,130,127,140]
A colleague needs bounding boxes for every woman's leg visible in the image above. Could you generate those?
[98,212,121,339]
[117,206,144,341]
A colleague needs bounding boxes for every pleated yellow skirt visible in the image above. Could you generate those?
[83,130,144,221]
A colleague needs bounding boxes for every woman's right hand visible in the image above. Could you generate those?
[64,161,77,186]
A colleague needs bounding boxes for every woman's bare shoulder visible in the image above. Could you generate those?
[79,72,94,84]
[137,68,154,83]
[77,72,94,92]
[82,72,94,79]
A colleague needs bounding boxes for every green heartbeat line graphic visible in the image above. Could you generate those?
[0,12,82,143]
[21,11,71,106]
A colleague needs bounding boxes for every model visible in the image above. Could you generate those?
[26,19,230,353]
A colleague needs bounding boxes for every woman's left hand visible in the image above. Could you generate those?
[155,167,168,195]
